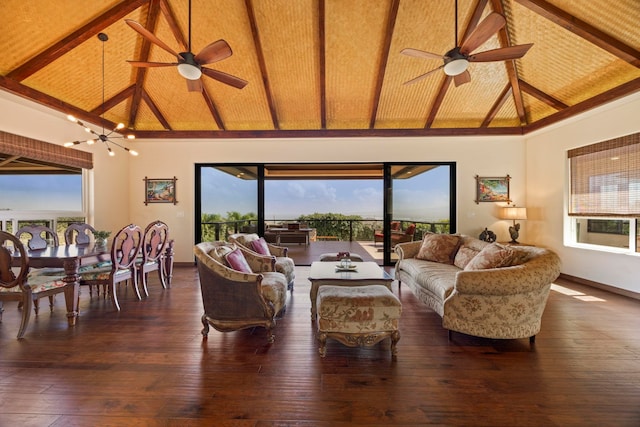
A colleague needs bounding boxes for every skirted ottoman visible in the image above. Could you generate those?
[316,284,402,357]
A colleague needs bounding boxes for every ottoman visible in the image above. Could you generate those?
[318,252,364,262]
[316,284,402,357]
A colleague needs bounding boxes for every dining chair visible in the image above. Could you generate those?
[137,220,170,297]
[77,224,143,311]
[0,230,69,339]
[15,224,59,250]
[14,224,62,314]
[64,223,97,245]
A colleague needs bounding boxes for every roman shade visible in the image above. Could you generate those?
[568,132,640,217]
[0,130,93,171]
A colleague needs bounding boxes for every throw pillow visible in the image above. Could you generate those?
[416,233,461,264]
[453,245,480,269]
[224,248,252,273]
[464,243,515,270]
[251,237,271,255]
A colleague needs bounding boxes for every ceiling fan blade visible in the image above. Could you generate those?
[460,12,505,55]
[125,19,181,58]
[195,40,233,65]
[127,61,177,67]
[201,67,248,89]
[186,78,203,92]
[453,70,471,87]
[469,43,533,62]
[403,65,444,85]
[400,48,442,60]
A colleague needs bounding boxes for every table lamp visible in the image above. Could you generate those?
[501,205,527,244]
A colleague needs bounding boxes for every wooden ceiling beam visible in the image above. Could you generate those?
[133,126,524,139]
[245,0,279,130]
[369,0,400,129]
[159,0,187,51]
[129,0,163,129]
[90,84,136,116]
[481,84,512,127]
[518,80,568,110]
[424,76,452,128]
[516,0,640,67]
[319,0,327,129]
[0,75,116,131]
[141,89,172,130]
[201,87,225,130]
[462,0,489,42]
[524,77,640,133]
[7,0,149,81]
[491,0,527,125]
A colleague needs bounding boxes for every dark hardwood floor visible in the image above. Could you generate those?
[0,264,639,426]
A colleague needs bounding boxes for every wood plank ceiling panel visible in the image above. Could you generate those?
[250,0,320,130]
[20,10,145,115]
[511,0,640,107]
[192,0,273,131]
[429,4,512,128]
[376,0,457,129]
[324,0,390,129]
[0,0,122,74]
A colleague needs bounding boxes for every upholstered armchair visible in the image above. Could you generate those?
[228,233,295,292]
[194,241,288,343]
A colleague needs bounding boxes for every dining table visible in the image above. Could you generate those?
[14,243,111,327]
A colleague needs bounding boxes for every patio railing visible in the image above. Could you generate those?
[200,218,450,243]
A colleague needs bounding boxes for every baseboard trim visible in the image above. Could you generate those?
[558,273,640,301]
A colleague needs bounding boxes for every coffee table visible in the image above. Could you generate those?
[308,261,393,320]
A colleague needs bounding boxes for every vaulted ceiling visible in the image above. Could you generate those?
[1,0,639,141]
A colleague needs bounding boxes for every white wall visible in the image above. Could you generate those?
[525,91,640,294]
[3,88,639,294]
[129,135,526,263]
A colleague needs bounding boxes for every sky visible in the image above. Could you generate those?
[201,166,451,222]
[0,174,82,211]
[1,166,451,222]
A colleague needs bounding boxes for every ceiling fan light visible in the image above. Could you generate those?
[177,63,202,80]
[86,139,96,145]
[444,58,469,76]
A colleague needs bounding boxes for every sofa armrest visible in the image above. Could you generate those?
[237,246,277,273]
[266,243,288,257]
[454,249,561,296]
[394,240,422,259]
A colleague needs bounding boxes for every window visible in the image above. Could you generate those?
[568,132,640,252]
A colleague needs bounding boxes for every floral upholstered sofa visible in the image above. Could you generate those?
[394,234,561,342]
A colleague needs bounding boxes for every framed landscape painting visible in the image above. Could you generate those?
[475,175,511,203]
[144,176,177,205]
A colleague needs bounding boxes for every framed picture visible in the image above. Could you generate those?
[144,176,177,205]
[475,175,511,204]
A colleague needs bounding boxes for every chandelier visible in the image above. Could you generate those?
[64,33,138,157]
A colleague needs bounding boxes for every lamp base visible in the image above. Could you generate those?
[508,223,521,245]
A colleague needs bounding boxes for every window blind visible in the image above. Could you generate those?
[568,132,640,217]
[0,130,93,171]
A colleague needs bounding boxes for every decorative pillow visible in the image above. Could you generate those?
[224,248,252,273]
[464,243,515,270]
[251,237,271,256]
[453,245,480,269]
[416,233,461,264]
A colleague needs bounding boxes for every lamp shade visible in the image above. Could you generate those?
[501,206,527,221]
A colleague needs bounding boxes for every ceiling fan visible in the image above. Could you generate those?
[401,0,532,87]
[125,0,248,92]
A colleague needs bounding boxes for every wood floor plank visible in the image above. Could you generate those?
[0,266,638,426]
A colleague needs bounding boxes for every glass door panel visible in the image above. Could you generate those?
[386,164,455,263]
[196,165,259,243]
